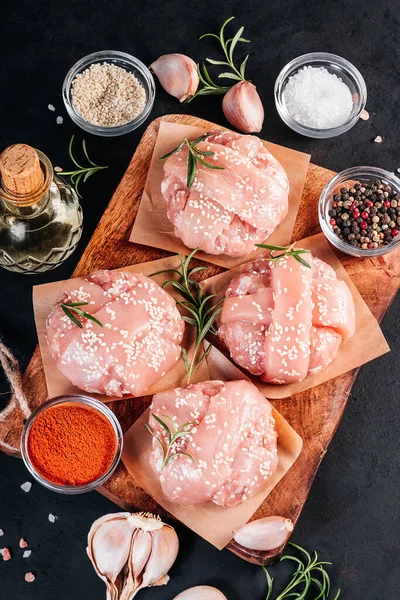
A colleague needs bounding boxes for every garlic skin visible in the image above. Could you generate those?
[87,512,179,600]
[174,586,227,599]
[222,81,264,133]
[150,54,199,102]
[233,516,293,551]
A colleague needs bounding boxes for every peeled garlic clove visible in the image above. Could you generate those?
[233,516,293,551]
[150,54,199,102]
[174,586,227,599]
[222,81,264,133]
[141,525,179,588]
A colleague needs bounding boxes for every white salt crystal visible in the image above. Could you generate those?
[48,104,55,111]
[282,65,353,129]
[48,513,57,523]
[21,482,32,493]
[56,116,63,125]
[397,168,400,173]
[23,550,32,558]
[0,529,3,536]
[374,135,383,143]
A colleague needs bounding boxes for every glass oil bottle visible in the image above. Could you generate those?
[0,144,83,274]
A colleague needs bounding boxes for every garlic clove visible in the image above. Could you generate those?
[131,529,152,588]
[141,525,179,588]
[173,585,228,599]
[150,54,199,102]
[222,80,264,133]
[233,515,293,551]
[89,517,136,587]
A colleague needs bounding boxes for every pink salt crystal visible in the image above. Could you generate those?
[19,538,28,549]
[374,135,383,143]
[25,572,35,582]
[54,166,63,172]
[359,109,369,121]
[1,547,11,561]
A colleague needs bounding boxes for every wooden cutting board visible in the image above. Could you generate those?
[1,114,399,565]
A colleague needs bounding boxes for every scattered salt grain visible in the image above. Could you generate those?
[21,482,32,493]
[397,168,400,173]
[25,572,35,582]
[0,529,3,536]
[48,104,55,111]
[54,166,63,172]
[23,550,32,558]
[282,65,353,129]
[1,547,11,561]
[48,513,57,523]
[374,135,383,143]
[359,109,369,121]
[56,116,63,125]
[19,538,28,549]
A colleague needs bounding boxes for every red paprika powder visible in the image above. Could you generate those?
[27,402,118,486]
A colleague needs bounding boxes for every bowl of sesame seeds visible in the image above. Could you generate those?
[62,50,155,136]
[319,166,400,257]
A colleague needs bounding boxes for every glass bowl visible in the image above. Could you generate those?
[21,395,123,494]
[274,52,367,139]
[62,50,155,137]
[319,166,400,257]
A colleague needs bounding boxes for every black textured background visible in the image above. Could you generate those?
[0,1,399,598]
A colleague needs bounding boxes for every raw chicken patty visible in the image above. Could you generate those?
[46,270,184,397]
[161,131,289,257]
[148,380,278,508]
[219,253,356,384]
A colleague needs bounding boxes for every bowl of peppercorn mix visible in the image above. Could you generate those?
[319,166,400,257]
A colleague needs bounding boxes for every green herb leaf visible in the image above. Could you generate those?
[193,16,251,101]
[256,242,312,269]
[159,135,225,189]
[263,542,340,600]
[146,414,194,469]
[60,301,103,328]
[151,248,223,383]
[60,136,108,198]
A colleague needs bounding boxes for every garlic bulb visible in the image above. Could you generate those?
[222,81,264,133]
[150,54,199,102]
[87,512,179,600]
[174,586,227,599]
[233,516,293,551]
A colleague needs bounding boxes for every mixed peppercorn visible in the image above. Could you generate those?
[329,179,400,249]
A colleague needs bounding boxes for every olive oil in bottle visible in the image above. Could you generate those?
[0,144,83,274]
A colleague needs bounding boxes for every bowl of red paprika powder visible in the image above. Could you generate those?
[21,395,123,494]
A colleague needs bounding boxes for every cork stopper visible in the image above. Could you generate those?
[0,144,44,196]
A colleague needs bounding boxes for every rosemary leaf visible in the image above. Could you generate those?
[160,135,224,189]
[60,301,103,328]
[146,414,194,469]
[151,248,223,383]
[61,305,82,328]
[256,242,312,269]
[60,135,108,198]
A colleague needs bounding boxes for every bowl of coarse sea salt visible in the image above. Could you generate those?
[274,52,367,139]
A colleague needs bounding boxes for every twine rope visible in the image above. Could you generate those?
[0,340,31,451]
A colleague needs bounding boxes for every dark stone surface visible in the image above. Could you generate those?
[0,0,399,598]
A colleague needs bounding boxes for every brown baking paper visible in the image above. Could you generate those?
[122,344,303,549]
[32,257,209,403]
[129,120,311,269]
[200,232,390,400]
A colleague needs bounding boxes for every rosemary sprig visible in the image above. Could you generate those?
[160,134,224,189]
[256,243,312,269]
[189,16,250,101]
[145,414,195,469]
[151,248,223,383]
[60,301,103,329]
[263,542,341,600]
[58,135,108,198]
